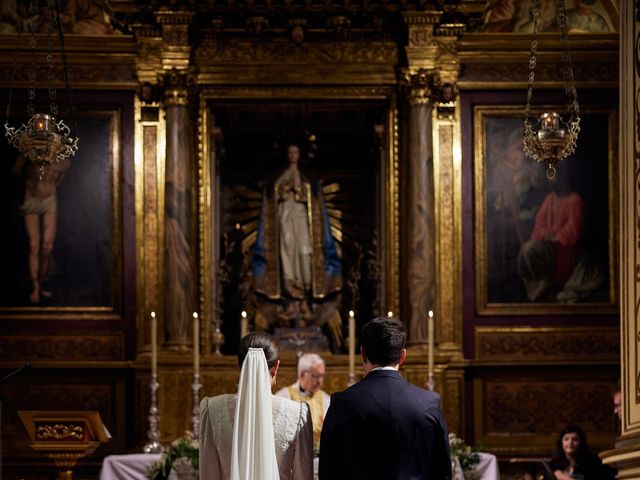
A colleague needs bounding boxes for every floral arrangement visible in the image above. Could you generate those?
[449,433,480,480]
[147,435,199,480]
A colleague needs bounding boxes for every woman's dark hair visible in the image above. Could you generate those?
[361,317,407,366]
[551,425,592,470]
[237,331,280,369]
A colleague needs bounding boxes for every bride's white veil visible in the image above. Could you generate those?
[230,347,280,480]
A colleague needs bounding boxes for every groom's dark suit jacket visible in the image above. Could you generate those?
[318,369,451,480]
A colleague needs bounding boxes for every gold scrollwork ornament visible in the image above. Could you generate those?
[36,423,84,440]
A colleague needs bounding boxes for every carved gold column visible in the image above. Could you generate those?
[156,12,197,348]
[399,69,438,346]
[432,29,463,354]
[601,1,640,475]
[133,26,166,354]
[399,11,442,346]
[161,70,196,348]
[400,11,464,355]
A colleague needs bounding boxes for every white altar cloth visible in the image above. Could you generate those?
[100,454,319,480]
[101,451,486,480]
[453,452,500,480]
[100,453,162,480]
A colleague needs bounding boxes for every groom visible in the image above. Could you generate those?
[319,317,452,479]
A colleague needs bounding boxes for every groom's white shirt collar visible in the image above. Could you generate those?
[369,366,399,372]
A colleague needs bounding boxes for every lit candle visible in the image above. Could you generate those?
[348,310,356,379]
[240,310,248,339]
[387,311,393,318]
[193,312,199,376]
[428,310,434,378]
[150,311,157,377]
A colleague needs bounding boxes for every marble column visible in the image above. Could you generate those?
[162,71,195,348]
[401,70,437,346]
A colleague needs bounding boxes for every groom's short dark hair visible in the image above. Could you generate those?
[361,318,407,366]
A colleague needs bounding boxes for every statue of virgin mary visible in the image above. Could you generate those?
[251,144,343,344]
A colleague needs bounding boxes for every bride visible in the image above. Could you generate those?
[200,332,314,480]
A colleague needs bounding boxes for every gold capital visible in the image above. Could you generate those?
[398,68,441,105]
[161,68,197,106]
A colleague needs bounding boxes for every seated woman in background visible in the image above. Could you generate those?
[200,332,314,480]
[547,425,615,480]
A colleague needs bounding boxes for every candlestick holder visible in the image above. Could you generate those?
[212,326,224,356]
[191,373,202,440]
[143,374,164,453]
[426,372,435,392]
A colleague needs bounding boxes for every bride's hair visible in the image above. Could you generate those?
[238,331,280,369]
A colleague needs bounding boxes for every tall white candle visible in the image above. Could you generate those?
[193,312,200,376]
[240,310,248,339]
[428,310,434,377]
[348,310,356,378]
[150,311,157,377]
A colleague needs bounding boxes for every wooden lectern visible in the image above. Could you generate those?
[18,411,111,480]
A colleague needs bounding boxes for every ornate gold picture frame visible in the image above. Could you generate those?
[0,109,122,320]
[474,105,617,315]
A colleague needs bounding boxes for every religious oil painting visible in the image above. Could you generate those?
[209,102,392,353]
[481,0,619,34]
[0,111,120,314]
[474,106,616,315]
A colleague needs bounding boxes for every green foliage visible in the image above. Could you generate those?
[449,433,481,480]
[147,436,199,480]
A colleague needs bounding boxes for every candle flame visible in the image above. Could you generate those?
[193,312,198,319]
[428,310,434,318]
[349,310,355,318]
[241,310,247,318]
[150,311,156,318]
[387,311,393,317]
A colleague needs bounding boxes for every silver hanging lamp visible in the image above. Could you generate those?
[522,0,580,180]
[4,0,78,180]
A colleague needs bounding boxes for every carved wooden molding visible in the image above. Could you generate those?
[195,40,398,65]
[0,62,137,89]
[475,327,619,362]
[459,61,618,88]
[0,334,124,361]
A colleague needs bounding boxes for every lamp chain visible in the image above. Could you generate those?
[524,0,540,123]
[522,0,581,178]
[27,0,40,117]
[557,0,581,158]
[44,1,58,117]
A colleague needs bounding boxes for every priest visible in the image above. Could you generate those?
[276,353,330,453]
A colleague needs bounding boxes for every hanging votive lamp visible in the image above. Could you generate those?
[522,0,580,180]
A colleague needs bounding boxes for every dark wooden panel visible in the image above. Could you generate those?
[1,366,130,466]
[473,366,618,454]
